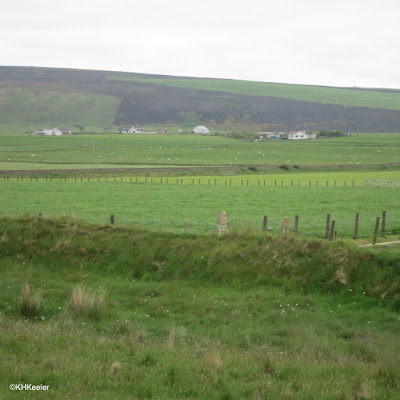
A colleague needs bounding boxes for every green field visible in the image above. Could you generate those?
[1,133,400,241]
[1,177,399,241]
[2,131,400,398]
[108,76,400,110]
[1,133,400,169]
[0,217,399,399]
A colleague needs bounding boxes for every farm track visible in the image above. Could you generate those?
[1,161,400,174]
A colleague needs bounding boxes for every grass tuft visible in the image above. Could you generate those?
[67,286,106,319]
[18,283,42,318]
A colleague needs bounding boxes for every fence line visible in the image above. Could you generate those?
[31,210,400,244]
[4,175,400,188]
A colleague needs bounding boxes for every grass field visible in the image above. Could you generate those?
[1,133,400,169]
[1,177,399,241]
[108,76,400,111]
[2,130,400,398]
[0,217,399,399]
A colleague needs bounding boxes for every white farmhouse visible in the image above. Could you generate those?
[36,128,63,136]
[193,125,209,134]
[288,131,316,140]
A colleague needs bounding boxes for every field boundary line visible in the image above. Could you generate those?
[359,240,400,247]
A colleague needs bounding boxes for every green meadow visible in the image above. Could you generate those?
[0,133,400,169]
[1,179,399,241]
[0,216,399,399]
[1,133,400,398]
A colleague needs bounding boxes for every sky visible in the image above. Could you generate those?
[1,0,400,88]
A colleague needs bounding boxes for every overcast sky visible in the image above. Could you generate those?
[1,0,399,88]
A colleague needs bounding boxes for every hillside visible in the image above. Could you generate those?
[1,66,400,133]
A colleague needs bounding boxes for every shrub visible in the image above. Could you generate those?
[19,283,42,317]
[279,165,289,170]
[292,165,300,169]
[68,286,106,319]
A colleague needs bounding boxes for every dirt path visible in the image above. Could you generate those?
[1,162,400,175]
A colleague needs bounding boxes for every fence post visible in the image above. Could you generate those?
[329,220,335,242]
[218,211,228,234]
[184,221,187,232]
[262,216,268,233]
[372,217,380,245]
[381,211,386,235]
[354,212,359,239]
[325,214,331,239]
[110,215,115,225]
[294,215,299,233]
[282,217,290,235]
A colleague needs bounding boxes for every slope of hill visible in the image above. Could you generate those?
[1,66,400,133]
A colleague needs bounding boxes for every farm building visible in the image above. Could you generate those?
[258,132,282,139]
[288,131,316,140]
[117,125,142,133]
[193,125,210,134]
[35,128,71,136]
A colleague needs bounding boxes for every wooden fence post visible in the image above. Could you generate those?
[329,220,335,242]
[382,211,386,235]
[110,215,115,225]
[218,211,228,234]
[294,215,299,233]
[282,217,290,235]
[354,212,359,239]
[372,217,380,245]
[262,216,268,233]
[325,214,331,239]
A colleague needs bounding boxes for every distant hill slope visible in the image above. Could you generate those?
[1,66,400,133]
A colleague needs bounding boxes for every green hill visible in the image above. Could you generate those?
[1,66,400,133]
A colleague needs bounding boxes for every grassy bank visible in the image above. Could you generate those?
[0,216,399,399]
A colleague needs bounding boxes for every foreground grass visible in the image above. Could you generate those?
[0,217,399,399]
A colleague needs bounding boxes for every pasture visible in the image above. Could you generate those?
[0,217,399,399]
[1,133,400,241]
[0,133,400,170]
[1,175,400,241]
[1,132,400,399]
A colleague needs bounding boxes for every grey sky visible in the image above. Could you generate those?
[2,0,400,88]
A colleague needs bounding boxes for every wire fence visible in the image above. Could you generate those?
[70,211,400,244]
[3,175,400,188]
